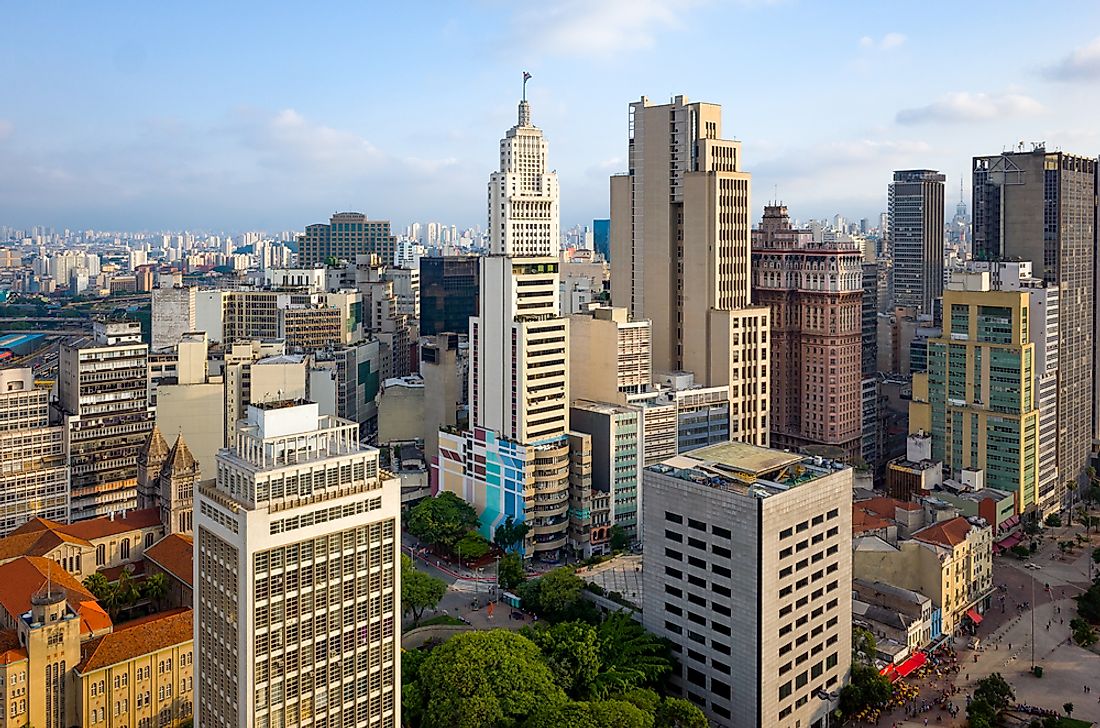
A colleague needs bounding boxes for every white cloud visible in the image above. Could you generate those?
[858,32,906,50]
[514,0,700,57]
[896,92,1044,125]
[1043,36,1100,81]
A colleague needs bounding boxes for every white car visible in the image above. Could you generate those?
[1025,563,1042,570]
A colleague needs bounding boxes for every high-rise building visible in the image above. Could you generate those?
[151,285,197,350]
[888,170,945,316]
[568,306,651,405]
[419,256,479,337]
[610,95,771,446]
[195,400,401,727]
[642,441,852,728]
[297,212,397,267]
[972,147,1096,495]
[570,400,643,539]
[592,218,610,262]
[752,205,864,460]
[909,263,1048,512]
[437,92,576,561]
[58,320,154,521]
[0,368,68,535]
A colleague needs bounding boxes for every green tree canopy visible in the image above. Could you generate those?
[407,492,480,551]
[455,531,491,562]
[517,567,596,622]
[654,697,708,728]
[416,630,566,728]
[590,613,673,699]
[497,552,526,591]
[852,626,878,663]
[972,673,1014,714]
[141,572,170,610]
[494,516,531,552]
[523,699,655,728]
[838,663,892,717]
[523,621,603,699]
[401,555,448,626]
[609,525,630,551]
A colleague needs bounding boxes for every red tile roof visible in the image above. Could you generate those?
[0,509,162,563]
[0,529,91,563]
[77,600,112,635]
[0,556,98,626]
[913,516,975,548]
[852,505,892,534]
[144,534,194,588]
[99,561,146,583]
[59,509,162,541]
[77,609,192,674]
[0,630,25,665]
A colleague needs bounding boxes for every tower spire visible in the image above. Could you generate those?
[519,71,533,126]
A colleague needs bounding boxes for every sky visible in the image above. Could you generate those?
[3,0,1100,233]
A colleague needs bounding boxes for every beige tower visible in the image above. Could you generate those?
[611,96,770,445]
[137,424,171,510]
[161,434,199,534]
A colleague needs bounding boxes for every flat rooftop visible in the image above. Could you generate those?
[647,441,846,499]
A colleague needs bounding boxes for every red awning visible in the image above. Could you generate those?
[967,608,983,625]
[996,533,1022,550]
[894,651,927,678]
[1002,514,1020,529]
[880,664,899,682]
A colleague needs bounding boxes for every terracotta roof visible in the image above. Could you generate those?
[60,508,162,541]
[851,505,892,534]
[857,496,922,517]
[99,561,146,583]
[77,608,192,674]
[0,556,97,624]
[0,630,25,665]
[0,528,92,563]
[77,600,112,635]
[144,534,194,587]
[913,516,975,548]
[9,516,67,536]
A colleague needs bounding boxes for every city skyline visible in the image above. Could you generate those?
[2,1,1100,231]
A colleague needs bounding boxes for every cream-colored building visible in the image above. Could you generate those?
[378,376,425,443]
[853,515,993,635]
[195,401,401,727]
[568,306,651,405]
[151,285,197,350]
[610,95,770,446]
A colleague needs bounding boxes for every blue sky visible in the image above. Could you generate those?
[2,0,1100,232]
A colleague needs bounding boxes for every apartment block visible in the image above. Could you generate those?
[570,400,643,539]
[0,368,68,535]
[195,401,401,727]
[151,285,197,350]
[298,212,397,266]
[58,320,154,521]
[642,442,852,728]
[569,306,651,405]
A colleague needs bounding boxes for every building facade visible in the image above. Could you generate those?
[642,442,853,728]
[0,368,68,535]
[752,205,864,459]
[570,401,643,540]
[888,170,945,316]
[419,256,480,337]
[298,212,397,267]
[568,306,651,405]
[610,95,770,446]
[58,320,154,521]
[195,401,401,727]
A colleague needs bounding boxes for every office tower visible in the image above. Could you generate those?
[437,92,576,561]
[152,285,197,349]
[592,218,611,262]
[0,368,68,535]
[569,306,651,404]
[222,341,308,441]
[973,148,1096,496]
[309,340,384,434]
[861,262,881,469]
[297,212,397,266]
[642,442,853,728]
[195,401,401,727]
[59,320,154,521]
[570,400,643,539]
[888,170,945,316]
[752,205,864,460]
[419,256,480,337]
[330,256,415,378]
[610,95,771,445]
[909,263,1047,511]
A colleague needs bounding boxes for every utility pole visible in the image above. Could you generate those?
[495,554,501,602]
[1030,575,1036,671]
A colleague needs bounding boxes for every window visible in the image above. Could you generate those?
[121,539,131,560]
[665,511,683,524]
[96,544,106,566]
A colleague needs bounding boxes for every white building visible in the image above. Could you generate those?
[196,400,401,727]
[152,285,197,349]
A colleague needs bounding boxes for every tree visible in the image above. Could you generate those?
[415,630,566,728]
[455,531,491,564]
[1070,617,1098,647]
[497,552,526,592]
[401,555,448,626]
[1045,513,1062,528]
[972,673,1014,714]
[609,525,630,551]
[852,627,877,664]
[141,572,169,611]
[524,621,603,699]
[83,573,111,602]
[1064,702,1074,717]
[407,492,480,552]
[590,613,672,698]
[838,663,892,717]
[653,698,708,728]
[519,567,594,623]
[1093,546,1100,564]
[494,516,531,553]
[523,699,654,728]
[1078,580,1100,622]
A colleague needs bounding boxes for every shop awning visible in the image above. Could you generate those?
[967,608,983,625]
[995,533,1022,550]
[894,651,927,678]
[1001,514,1020,530]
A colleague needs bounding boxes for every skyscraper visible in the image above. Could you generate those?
[888,170,945,316]
[610,95,770,445]
[58,319,154,521]
[195,400,401,727]
[642,442,852,727]
[973,147,1097,494]
[0,368,68,534]
[419,255,480,337]
[592,218,610,262]
[297,212,397,266]
[752,205,864,460]
[436,90,576,560]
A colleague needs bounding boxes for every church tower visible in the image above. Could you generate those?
[161,434,198,534]
[136,424,169,510]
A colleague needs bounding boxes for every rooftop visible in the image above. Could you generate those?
[77,608,192,674]
[144,533,194,588]
[0,557,99,629]
[646,441,846,499]
[913,516,984,548]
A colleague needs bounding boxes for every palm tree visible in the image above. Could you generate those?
[141,573,170,612]
[82,573,111,602]
[589,612,673,698]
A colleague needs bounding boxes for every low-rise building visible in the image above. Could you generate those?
[852,578,936,657]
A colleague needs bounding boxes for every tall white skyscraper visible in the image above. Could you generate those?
[196,400,401,727]
[487,96,560,256]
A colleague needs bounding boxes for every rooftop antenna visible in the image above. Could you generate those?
[522,71,532,102]
[959,175,964,204]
